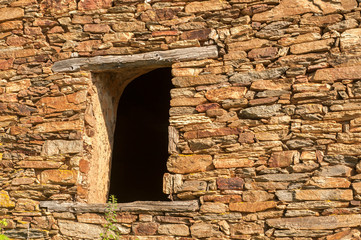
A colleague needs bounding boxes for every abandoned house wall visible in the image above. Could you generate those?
[1,0,361,239]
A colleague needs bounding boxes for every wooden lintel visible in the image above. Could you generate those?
[40,200,199,213]
[52,45,219,73]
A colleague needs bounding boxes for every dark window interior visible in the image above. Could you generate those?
[109,67,172,202]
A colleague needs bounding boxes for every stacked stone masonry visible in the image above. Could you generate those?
[1,0,361,239]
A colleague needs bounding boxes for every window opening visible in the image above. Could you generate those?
[108,67,172,202]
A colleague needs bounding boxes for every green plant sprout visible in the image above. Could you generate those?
[100,195,120,240]
[0,219,9,240]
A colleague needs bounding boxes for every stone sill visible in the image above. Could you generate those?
[40,200,199,213]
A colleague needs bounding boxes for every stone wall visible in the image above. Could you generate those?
[1,0,361,239]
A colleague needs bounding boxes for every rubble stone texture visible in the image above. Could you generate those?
[1,0,361,239]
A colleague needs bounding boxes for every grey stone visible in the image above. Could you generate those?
[323,155,358,167]
[286,201,349,210]
[59,220,104,239]
[41,140,83,156]
[285,210,319,217]
[158,224,190,236]
[274,229,333,237]
[169,107,196,116]
[229,67,289,85]
[267,214,361,230]
[188,138,215,151]
[256,173,309,182]
[318,165,352,177]
[177,180,207,192]
[276,190,294,201]
[4,229,48,239]
[286,139,314,149]
[190,222,222,238]
[239,104,282,119]
[256,90,290,98]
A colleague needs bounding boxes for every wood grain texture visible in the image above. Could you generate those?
[52,46,218,73]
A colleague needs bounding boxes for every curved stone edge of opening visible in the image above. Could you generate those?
[57,46,219,203]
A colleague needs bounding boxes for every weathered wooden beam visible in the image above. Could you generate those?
[40,200,199,213]
[52,45,219,73]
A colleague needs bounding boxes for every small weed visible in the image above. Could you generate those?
[100,195,120,240]
[0,219,9,240]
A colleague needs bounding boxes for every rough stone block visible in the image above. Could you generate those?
[217,177,244,190]
[268,151,299,168]
[252,0,321,22]
[167,155,213,174]
[41,140,83,156]
[0,190,15,208]
[185,0,230,13]
[59,220,104,239]
[40,170,78,185]
[267,214,361,230]
[294,189,353,201]
[0,7,24,22]
[132,222,159,236]
[229,201,276,212]
[158,224,189,236]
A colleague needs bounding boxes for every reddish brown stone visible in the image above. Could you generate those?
[83,24,110,33]
[181,29,211,41]
[33,19,57,27]
[152,30,179,37]
[79,159,90,174]
[269,151,298,168]
[196,103,220,113]
[229,201,277,212]
[132,222,159,236]
[217,177,244,190]
[248,47,278,60]
[75,40,102,52]
[184,127,241,139]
